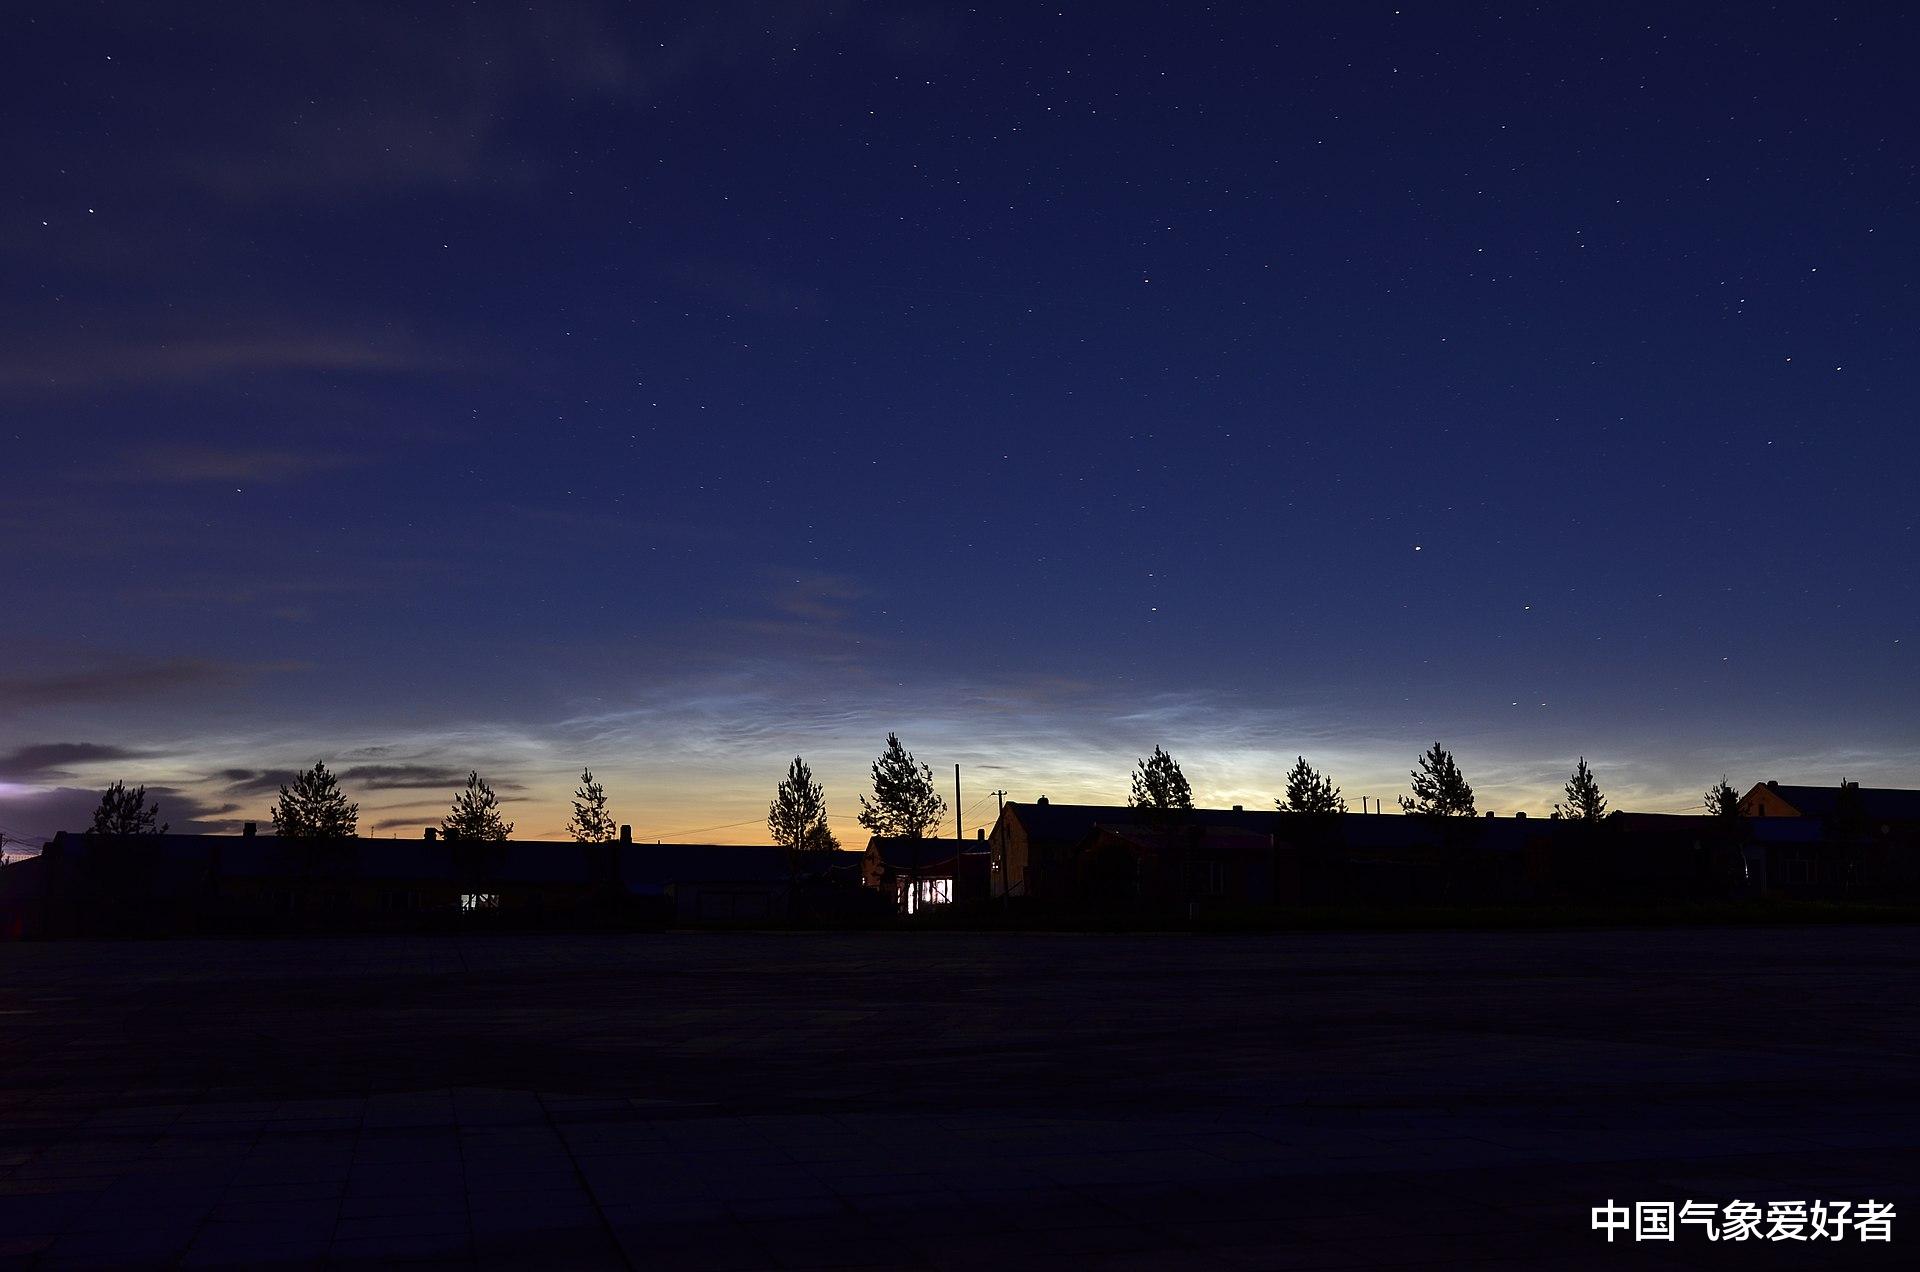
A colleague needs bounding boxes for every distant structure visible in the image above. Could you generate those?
[6,782,1920,937]
[0,827,877,939]
[862,833,991,914]
[1739,780,1920,823]
[982,793,1920,913]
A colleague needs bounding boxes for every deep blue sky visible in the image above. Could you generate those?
[2,2,1914,845]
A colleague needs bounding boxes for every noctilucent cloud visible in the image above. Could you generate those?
[2,3,1914,846]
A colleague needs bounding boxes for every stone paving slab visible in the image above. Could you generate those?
[0,927,1915,1267]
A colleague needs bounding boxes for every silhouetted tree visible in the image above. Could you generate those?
[270,761,359,838]
[1398,742,1475,818]
[1705,776,1741,818]
[566,768,616,843]
[768,756,829,853]
[1553,757,1608,822]
[1278,755,1346,815]
[1129,745,1194,831]
[89,781,167,836]
[1828,780,1867,895]
[802,822,841,853]
[1829,780,1867,842]
[857,733,947,839]
[443,771,513,841]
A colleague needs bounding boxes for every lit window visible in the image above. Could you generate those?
[896,878,952,913]
[461,892,499,912]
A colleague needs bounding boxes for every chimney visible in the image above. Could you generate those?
[1231,804,1243,812]
[425,827,438,842]
[1515,811,1526,820]
[1766,780,1778,789]
[976,828,985,840]
[1485,811,1496,818]
[1036,796,1049,806]
[620,824,632,843]
[242,821,256,837]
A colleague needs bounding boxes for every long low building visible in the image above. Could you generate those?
[982,794,1920,912]
[0,826,878,938]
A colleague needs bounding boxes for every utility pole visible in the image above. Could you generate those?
[951,764,964,911]
[990,790,1008,908]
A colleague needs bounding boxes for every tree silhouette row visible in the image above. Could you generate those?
[82,740,1752,843]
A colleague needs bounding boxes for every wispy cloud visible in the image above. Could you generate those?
[771,574,867,624]
[172,2,856,202]
[214,768,307,798]
[0,783,247,846]
[114,444,361,485]
[0,658,237,711]
[339,763,521,792]
[0,743,152,783]
[0,330,435,393]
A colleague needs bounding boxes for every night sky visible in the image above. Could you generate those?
[3,2,1915,847]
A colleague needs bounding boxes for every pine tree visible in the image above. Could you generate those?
[442,771,513,841]
[856,733,947,839]
[1553,757,1608,822]
[1278,755,1346,815]
[270,761,359,838]
[768,756,829,853]
[566,768,616,843]
[1704,777,1741,819]
[89,781,168,836]
[1398,742,1476,818]
[1830,779,1867,843]
[1128,746,1193,813]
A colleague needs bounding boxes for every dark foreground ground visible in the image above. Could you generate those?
[0,929,1913,1270]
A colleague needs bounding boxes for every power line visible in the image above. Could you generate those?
[619,816,764,842]
[958,792,996,829]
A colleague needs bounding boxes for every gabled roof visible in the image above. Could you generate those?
[0,854,49,899]
[617,843,793,890]
[1081,823,1274,854]
[1756,785,1920,822]
[1744,819,1829,844]
[50,832,790,891]
[999,802,1557,853]
[1003,801,1284,843]
[865,837,987,870]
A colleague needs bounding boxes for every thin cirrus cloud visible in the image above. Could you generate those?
[114,445,361,486]
[0,743,153,784]
[338,764,523,792]
[214,768,308,798]
[0,329,436,393]
[165,2,853,202]
[371,815,436,833]
[0,784,246,849]
[0,658,243,711]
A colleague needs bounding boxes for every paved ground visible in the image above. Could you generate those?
[0,928,1913,1269]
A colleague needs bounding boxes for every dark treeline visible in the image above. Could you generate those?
[63,738,1762,847]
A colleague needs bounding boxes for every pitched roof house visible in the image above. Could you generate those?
[1739,781,1920,823]
[863,835,990,912]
